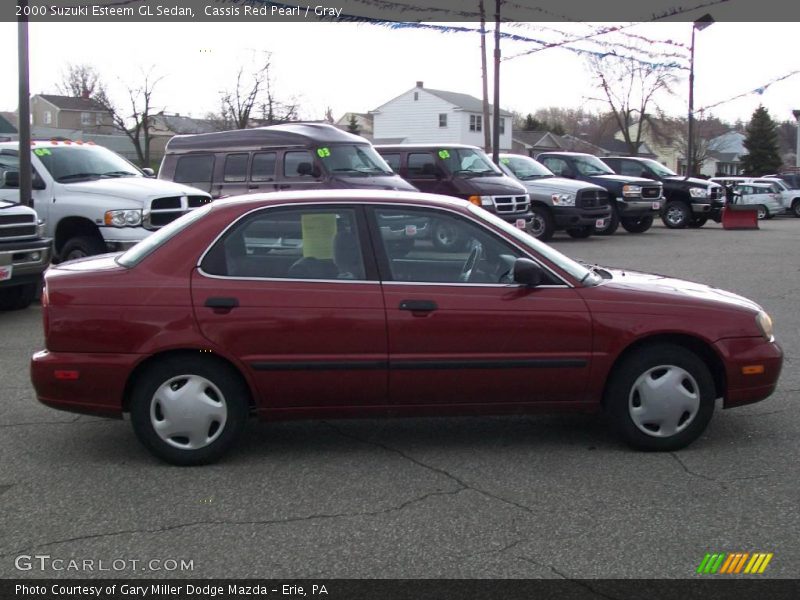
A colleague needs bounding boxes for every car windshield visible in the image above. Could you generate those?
[316,144,394,176]
[441,148,503,177]
[573,155,616,177]
[467,204,600,285]
[500,155,553,180]
[639,159,677,177]
[34,145,142,183]
[116,204,213,268]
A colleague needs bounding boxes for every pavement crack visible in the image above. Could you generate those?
[669,452,720,484]
[0,484,13,497]
[324,422,541,519]
[0,415,96,428]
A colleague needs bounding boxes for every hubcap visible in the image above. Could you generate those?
[528,215,545,237]
[150,375,228,450]
[666,206,685,226]
[628,365,700,438]
[436,225,457,247]
[757,206,767,219]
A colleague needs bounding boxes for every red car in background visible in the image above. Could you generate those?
[30,191,783,464]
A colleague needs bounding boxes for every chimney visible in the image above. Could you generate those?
[81,89,90,99]
[416,81,423,88]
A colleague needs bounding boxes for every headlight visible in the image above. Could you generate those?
[755,311,774,341]
[551,193,575,206]
[467,195,494,207]
[104,209,143,227]
[689,187,710,198]
[622,184,642,197]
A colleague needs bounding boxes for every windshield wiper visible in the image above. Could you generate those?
[56,172,104,182]
[101,170,138,178]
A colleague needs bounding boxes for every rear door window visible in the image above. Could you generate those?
[174,154,214,192]
[251,152,277,182]
[223,153,249,183]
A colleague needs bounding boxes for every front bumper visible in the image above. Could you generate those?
[552,205,612,228]
[99,226,151,251]
[713,337,783,408]
[617,199,662,216]
[0,238,52,286]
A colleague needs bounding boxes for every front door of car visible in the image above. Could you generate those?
[191,204,388,411]
[369,206,593,408]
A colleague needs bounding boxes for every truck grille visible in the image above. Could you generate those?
[493,195,529,214]
[576,189,609,209]
[147,195,210,228]
[641,186,662,199]
[0,213,37,240]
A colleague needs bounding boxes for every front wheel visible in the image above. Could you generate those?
[620,215,653,234]
[593,204,619,236]
[431,220,468,252]
[792,200,800,218]
[0,281,38,311]
[757,205,768,220]
[526,205,555,241]
[60,235,107,262]
[565,225,592,239]
[605,344,715,451]
[661,200,691,229]
[130,356,250,465]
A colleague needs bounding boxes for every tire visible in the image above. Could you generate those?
[605,344,715,451]
[130,356,250,465]
[756,205,768,220]
[593,203,619,236]
[60,235,107,262]
[526,205,555,241]
[661,200,691,229]
[565,226,592,239]
[688,216,708,228]
[792,200,800,218]
[0,281,38,311]
[387,239,414,257]
[431,220,468,252]
[620,215,654,234]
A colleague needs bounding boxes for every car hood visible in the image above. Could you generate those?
[461,175,527,195]
[517,177,604,194]
[594,174,659,186]
[596,267,761,313]
[663,176,717,188]
[58,177,209,201]
[329,174,418,191]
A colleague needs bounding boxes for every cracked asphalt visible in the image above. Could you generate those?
[1,217,797,579]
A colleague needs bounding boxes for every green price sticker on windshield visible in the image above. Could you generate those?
[500,157,510,164]
[438,150,450,159]
[33,148,51,156]
[317,147,331,158]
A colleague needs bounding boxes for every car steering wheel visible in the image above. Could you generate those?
[459,242,482,283]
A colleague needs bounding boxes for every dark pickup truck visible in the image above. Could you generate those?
[537,152,662,235]
[600,156,724,229]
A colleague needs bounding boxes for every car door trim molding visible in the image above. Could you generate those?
[249,357,588,371]
[251,360,387,371]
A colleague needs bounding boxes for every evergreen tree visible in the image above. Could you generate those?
[740,106,782,176]
[346,114,360,135]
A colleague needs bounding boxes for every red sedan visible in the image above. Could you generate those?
[30,191,783,464]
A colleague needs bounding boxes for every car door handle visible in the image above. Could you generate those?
[204,297,239,312]
[399,300,438,313]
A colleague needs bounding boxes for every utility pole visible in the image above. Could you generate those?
[17,0,32,208]
[479,1,491,153]
[491,0,501,164]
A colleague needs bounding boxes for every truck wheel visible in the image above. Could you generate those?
[688,216,708,228]
[60,235,107,261]
[0,281,38,311]
[756,205,768,220]
[792,200,800,218]
[661,200,691,229]
[526,205,554,241]
[593,204,619,236]
[565,226,592,239]
[431,220,468,252]
[620,216,653,234]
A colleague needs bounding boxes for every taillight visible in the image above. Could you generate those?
[41,281,50,343]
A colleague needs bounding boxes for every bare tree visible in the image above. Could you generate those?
[586,53,678,156]
[105,69,165,168]
[57,63,110,106]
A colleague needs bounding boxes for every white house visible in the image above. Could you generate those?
[370,82,513,150]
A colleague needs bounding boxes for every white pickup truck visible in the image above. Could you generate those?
[0,199,51,310]
[0,141,211,261]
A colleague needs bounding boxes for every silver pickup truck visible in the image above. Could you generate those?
[0,141,211,261]
[0,199,51,310]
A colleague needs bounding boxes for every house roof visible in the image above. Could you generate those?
[35,94,109,112]
[708,151,742,163]
[596,137,657,157]
[0,113,17,135]
[423,87,513,117]
[513,130,564,149]
[152,114,218,135]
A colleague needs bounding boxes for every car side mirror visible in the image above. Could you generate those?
[2,171,19,188]
[513,258,544,287]
[141,167,155,177]
[297,162,321,178]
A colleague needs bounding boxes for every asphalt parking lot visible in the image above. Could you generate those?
[1,217,797,580]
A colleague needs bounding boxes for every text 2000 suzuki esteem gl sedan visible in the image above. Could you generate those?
[30,191,783,465]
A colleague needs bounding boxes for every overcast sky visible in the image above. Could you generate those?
[1,21,798,127]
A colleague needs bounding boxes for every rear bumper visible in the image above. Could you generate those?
[713,337,783,408]
[30,349,140,418]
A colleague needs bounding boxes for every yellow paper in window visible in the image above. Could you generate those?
[301,213,337,259]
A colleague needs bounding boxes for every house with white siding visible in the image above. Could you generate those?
[370,82,513,150]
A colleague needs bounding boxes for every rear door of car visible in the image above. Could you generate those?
[367,204,593,408]
[191,203,388,412]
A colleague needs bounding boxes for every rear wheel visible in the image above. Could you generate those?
[620,215,653,234]
[662,200,691,229]
[593,203,619,236]
[130,356,250,465]
[792,200,800,218]
[60,235,107,261]
[565,226,592,239]
[756,205,768,220]
[605,344,715,451]
[0,281,38,311]
[526,205,555,241]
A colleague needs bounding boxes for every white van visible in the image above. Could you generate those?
[0,141,211,260]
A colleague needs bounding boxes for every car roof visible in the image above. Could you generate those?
[374,143,480,151]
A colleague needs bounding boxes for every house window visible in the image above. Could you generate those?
[438,114,447,128]
[43,111,52,125]
[413,92,419,101]
[96,113,103,125]
[499,118,505,135]
[81,112,92,126]
[469,115,482,132]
